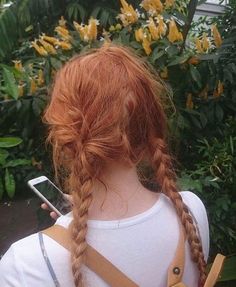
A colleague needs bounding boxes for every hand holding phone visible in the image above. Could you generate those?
[28,176,71,216]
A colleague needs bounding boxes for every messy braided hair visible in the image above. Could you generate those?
[44,44,206,287]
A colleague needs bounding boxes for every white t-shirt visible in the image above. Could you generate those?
[0,191,209,287]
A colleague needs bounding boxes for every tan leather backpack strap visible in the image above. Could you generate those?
[42,225,139,287]
[85,243,139,287]
[167,224,186,287]
[203,254,225,287]
[43,225,70,250]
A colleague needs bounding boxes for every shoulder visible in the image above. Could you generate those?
[179,191,209,261]
[0,233,40,268]
[180,190,206,207]
[0,234,40,286]
[162,190,208,222]
[161,191,209,261]
[0,246,19,282]
[179,191,208,224]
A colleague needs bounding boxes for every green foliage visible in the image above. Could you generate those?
[178,119,236,255]
[0,137,31,199]
[219,256,236,282]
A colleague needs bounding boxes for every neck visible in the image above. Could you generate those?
[88,161,159,220]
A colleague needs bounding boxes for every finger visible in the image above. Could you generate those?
[50,211,59,220]
[41,203,50,210]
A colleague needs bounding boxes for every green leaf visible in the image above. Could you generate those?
[25,25,33,32]
[91,6,102,19]
[100,9,110,27]
[229,136,234,155]
[168,53,190,66]
[0,137,22,148]
[4,168,15,199]
[218,256,236,282]
[32,97,46,116]
[50,58,62,70]
[224,69,233,84]
[0,148,9,166]
[150,48,165,63]
[129,41,142,50]
[5,159,31,168]
[190,114,202,129]
[198,54,219,62]
[177,175,202,193]
[189,65,201,88]
[166,45,179,57]
[1,66,19,99]
[200,112,208,128]
[215,105,224,122]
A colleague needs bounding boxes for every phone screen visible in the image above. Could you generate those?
[34,180,71,215]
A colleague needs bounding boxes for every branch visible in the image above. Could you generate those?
[180,0,198,53]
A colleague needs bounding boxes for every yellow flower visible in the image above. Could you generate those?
[88,18,98,41]
[212,24,222,48]
[160,67,168,79]
[18,84,24,97]
[202,33,210,51]
[118,0,138,26]
[31,40,48,56]
[198,85,208,99]
[40,34,58,45]
[73,21,83,33]
[55,26,71,41]
[167,19,183,43]
[135,28,144,42]
[165,0,175,9]
[30,78,37,94]
[13,60,23,71]
[141,0,163,15]
[142,34,152,55]
[55,40,72,50]
[195,38,203,53]
[156,15,167,38]
[148,17,159,40]
[214,80,224,97]
[102,29,112,42]
[59,16,67,28]
[74,18,99,42]
[38,39,57,54]
[37,69,44,86]
[186,93,194,109]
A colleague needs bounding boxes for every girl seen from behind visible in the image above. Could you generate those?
[0,44,209,287]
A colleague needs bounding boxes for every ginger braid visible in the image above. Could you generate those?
[149,137,207,287]
[69,149,96,287]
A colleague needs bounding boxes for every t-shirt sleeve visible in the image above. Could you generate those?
[0,246,26,286]
[180,191,210,262]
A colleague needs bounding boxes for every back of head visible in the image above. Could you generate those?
[44,44,206,287]
[45,44,166,172]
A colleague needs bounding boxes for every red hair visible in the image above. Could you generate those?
[44,44,206,287]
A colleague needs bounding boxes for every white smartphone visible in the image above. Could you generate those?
[28,176,71,216]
